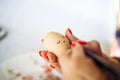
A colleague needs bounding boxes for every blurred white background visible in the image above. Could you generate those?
[0,0,119,63]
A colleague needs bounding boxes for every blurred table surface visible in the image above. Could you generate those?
[0,0,119,63]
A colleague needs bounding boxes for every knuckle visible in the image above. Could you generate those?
[91,40,100,47]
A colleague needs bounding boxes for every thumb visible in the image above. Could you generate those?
[59,49,72,65]
[71,42,86,59]
[65,28,79,42]
[58,49,72,73]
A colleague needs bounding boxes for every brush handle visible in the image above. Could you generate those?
[85,50,120,80]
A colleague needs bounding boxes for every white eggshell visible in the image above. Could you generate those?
[43,32,71,57]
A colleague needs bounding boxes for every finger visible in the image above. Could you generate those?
[50,62,62,73]
[65,28,102,56]
[59,49,72,59]
[39,50,47,57]
[39,51,49,61]
[39,51,58,63]
[84,40,103,56]
[77,40,103,56]
[58,49,72,74]
[65,28,79,42]
[47,52,58,63]
[71,42,86,58]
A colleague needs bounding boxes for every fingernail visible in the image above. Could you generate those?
[68,28,72,34]
[45,54,49,60]
[78,40,87,45]
[66,35,71,41]
[50,64,55,69]
[39,51,42,57]
[71,42,76,48]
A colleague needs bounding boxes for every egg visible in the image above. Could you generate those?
[43,32,71,57]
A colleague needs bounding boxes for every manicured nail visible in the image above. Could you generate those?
[66,35,71,42]
[78,40,87,45]
[50,64,55,69]
[68,28,72,34]
[71,42,76,48]
[45,54,49,60]
[39,51,42,57]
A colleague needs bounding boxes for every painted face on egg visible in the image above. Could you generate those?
[43,32,71,57]
[57,36,68,45]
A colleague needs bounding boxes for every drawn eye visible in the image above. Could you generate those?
[62,36,64,38]
[57,41,60,44]
[63,40,65,43]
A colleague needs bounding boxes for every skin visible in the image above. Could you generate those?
[40,28,120,80]
[110,39,120,57]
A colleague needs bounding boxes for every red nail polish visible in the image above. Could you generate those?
[78,40,87,45]
[50,64,55,69]
[45,54,49,60]
[71,42,76,48]
[68,28,72,34]
[39,51,42,57]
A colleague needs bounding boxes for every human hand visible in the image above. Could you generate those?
[39,28,118,80]
[39,28,103,72]
[58,41,117,80]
